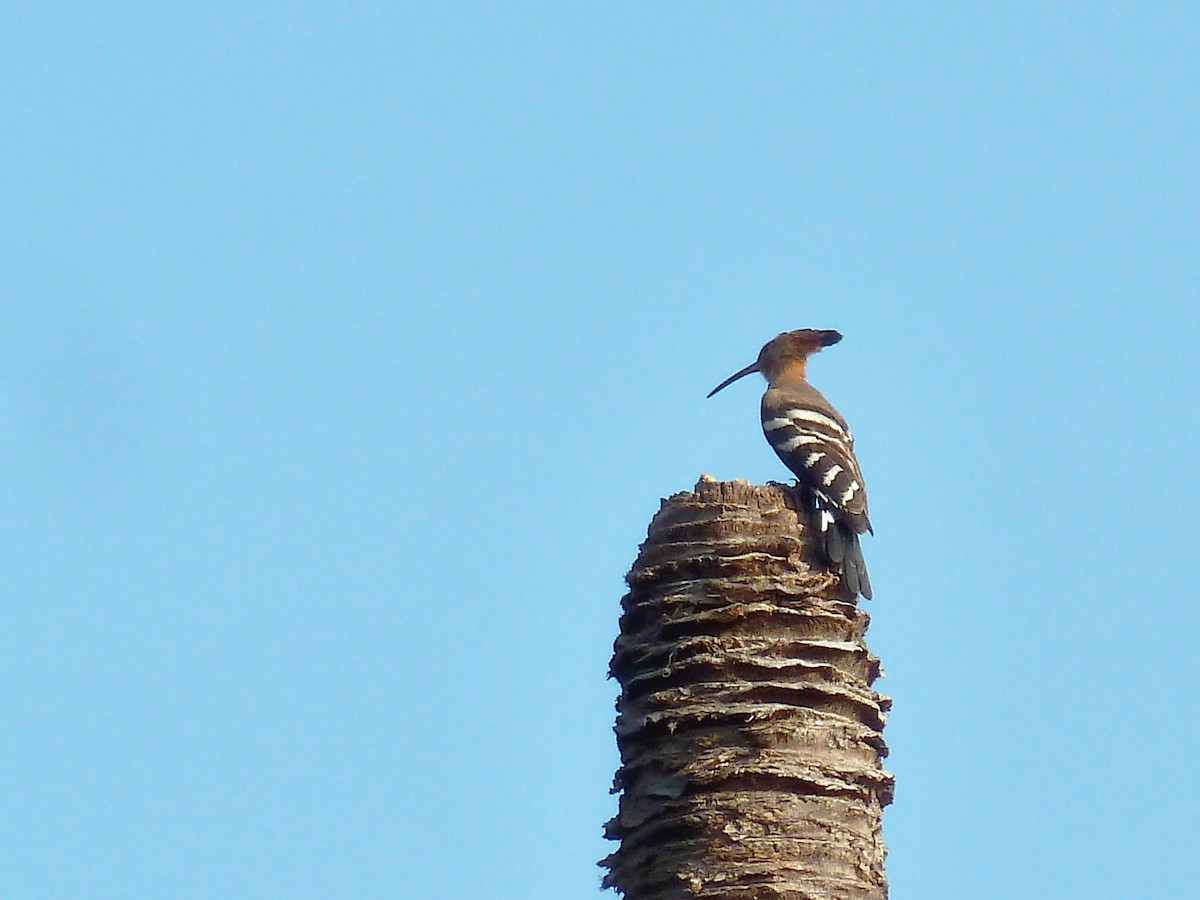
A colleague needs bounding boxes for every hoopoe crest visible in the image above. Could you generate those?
[708,328,873,600]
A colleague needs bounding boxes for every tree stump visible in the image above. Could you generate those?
[602,476,893,899]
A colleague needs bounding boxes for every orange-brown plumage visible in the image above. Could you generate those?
[755,328,842,385]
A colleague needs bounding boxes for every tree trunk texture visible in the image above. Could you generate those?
[602,476,893,900]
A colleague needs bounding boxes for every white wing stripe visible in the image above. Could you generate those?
[780,408,849,438]
[777,434,824,451]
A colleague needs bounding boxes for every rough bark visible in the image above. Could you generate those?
[602,476,893,900]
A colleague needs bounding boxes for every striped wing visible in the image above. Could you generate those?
[760,388,871,534]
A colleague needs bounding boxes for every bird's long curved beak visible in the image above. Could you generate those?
[706,362,760,398]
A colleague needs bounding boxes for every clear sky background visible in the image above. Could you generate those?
[2,4,1197,898]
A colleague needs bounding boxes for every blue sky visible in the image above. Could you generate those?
[2,4,1197,898]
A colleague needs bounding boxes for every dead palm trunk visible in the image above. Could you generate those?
[602,477,893,899]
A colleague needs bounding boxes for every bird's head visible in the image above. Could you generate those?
[707,329,842,397]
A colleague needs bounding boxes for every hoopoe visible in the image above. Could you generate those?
[708,328,873,600]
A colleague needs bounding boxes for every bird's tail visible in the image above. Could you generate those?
[823,519,873,601]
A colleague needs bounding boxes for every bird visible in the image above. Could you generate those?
[707,328,873,600]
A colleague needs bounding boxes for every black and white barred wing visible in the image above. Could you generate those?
[760,398,871,534]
